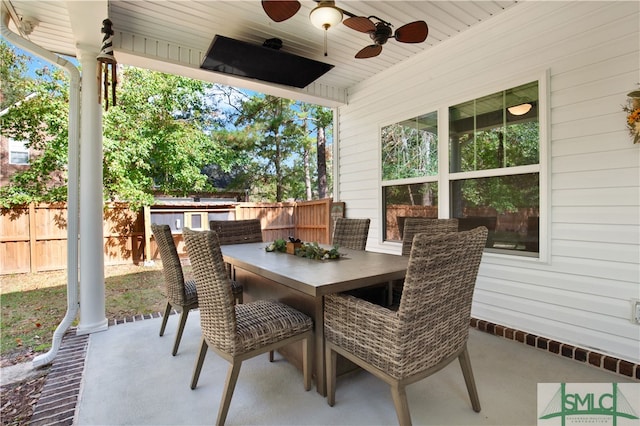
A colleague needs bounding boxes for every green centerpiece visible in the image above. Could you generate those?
[265,238,288,253]
[266,238,342,260]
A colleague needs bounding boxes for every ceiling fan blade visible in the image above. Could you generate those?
[355,44,383,59]
[261,0,301,22]
[394,20,428,43]
[344,16,376,33]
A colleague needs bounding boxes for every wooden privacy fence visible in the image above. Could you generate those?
[1,198,338,275]
[1,203,145,275]
[236,198,333,243]
[148,198,336,261]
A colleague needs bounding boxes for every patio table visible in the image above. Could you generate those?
[220,242,408,396]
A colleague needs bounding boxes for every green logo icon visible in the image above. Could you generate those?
[539,383,639,425]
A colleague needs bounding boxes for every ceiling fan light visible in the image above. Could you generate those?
[309,3,343,30]
[507,103,532,116]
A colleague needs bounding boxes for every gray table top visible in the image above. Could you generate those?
[221,242,408,297]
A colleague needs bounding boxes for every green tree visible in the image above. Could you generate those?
[0,42,70,207]
[0,40,32,110]
[1,41,333,208]
[229,95,333,202]
[234,95,302,202]
[311,105,332,199]
[103,66,225,208]
[457,121,539,213]
[203,127,254,190]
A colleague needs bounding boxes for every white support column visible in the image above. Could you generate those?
[76,46,108,335]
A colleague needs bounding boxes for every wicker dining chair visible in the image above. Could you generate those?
[401,218,459,256]
[209,219,263,303]
[332,217,370,250]
[209,218,263,245]
[386,218,461,306]
[324,227,488,426]
[332,217,389,304]
[152,224,243,355]
[210,218,269,351]
[183,228,314,426]
[151,224,200,356]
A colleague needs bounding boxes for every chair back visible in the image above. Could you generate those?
[183,228,238,354]
[401,218,459,256]
[151,224,189,305]
[209,219,263,245]
[398,227,487,365]
[332,218,370,250]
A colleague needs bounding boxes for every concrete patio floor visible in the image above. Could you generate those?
[74,311,635,425]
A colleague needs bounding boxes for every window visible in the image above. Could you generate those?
[383,182,439,240]
[380,80,543,257]
[9,139,29,165]
[381,111,438,240]
[449,81,540,255]
[184,212,208,231]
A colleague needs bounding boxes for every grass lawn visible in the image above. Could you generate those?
[0,263,173,361]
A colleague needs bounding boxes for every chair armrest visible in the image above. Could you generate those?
[324,293,400,349]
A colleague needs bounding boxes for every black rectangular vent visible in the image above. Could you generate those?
[200,35,334,88]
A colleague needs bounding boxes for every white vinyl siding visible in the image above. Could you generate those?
[336,1,639,363]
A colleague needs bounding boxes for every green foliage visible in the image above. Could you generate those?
[0,42,70,208]
[234,95,299,201]
[230,94,333,202]
[265,238,287,252]
[455,121,539,213]
[381,112,438,181]
[384,182,438,207]
[102,67,227,209]
[1,41,333,208]
[295,242,341,260]
[205,127,255,190]
[0,40,31,110]
[458,173,539,214]
[264,239,342,260]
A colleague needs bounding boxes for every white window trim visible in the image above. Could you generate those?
[8,139,30,165]
[378,108,441,248]
[379,69,550,263]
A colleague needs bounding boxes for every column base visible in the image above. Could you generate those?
[76,318,108,335]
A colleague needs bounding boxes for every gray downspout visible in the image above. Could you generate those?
[1,10,82,368]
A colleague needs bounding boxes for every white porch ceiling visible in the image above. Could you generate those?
[4,0,520,106]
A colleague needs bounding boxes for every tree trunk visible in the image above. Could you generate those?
[317,126,327,199]
[304,146,312,200]
[275,134,283,202]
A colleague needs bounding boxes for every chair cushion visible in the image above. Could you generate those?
[233,300,312,355]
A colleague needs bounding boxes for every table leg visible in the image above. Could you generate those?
[313,296,326,396]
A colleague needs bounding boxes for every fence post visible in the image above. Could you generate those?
[143,205,153,265]
[29,202,36,273]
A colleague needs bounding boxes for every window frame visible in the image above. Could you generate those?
[183,211,209,231]
[8,139,30,165]
[380,109,440,243]
[379,70,549,262]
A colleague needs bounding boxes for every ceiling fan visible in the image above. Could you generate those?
[344,16,428,58]
[261,1,428,59]
[261,0,304,23]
